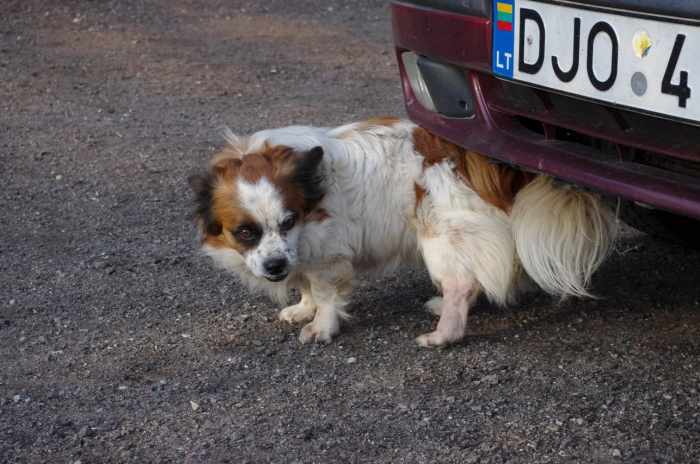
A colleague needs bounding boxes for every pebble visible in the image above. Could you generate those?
[190,400,200,411]
[78,426,95,438]
[117,385,127,391]
[346,357,357,364]
[611,449,622,458]
[13,394,21,403]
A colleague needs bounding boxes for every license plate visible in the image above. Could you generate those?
[492,0,700,125]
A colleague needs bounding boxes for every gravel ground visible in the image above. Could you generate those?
[1,1,699,463]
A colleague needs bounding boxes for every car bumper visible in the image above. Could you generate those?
[392,1,700,220]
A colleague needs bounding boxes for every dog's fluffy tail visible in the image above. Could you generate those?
[511,176,617,298]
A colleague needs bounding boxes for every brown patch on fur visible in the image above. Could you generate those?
[412,126,466,168]
[412,127,534,212]
[204,180,257,252]
[203,231,231,249]
[220,145,310,211]
[463,154,535,212]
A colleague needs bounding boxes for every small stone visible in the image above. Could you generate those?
[573,417,584,425]
[78,426,95,438]
[9,299,15,305]
[13,394,21,403]
[298,427,313,440]
[611,449,622,458]
[117,385,127,391]
[55,174,63,180]
[190,401,200,411]
[346,357,357,364]
[181,333,191,339]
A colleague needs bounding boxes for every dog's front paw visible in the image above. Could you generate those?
[279,303,316,324]
[299,320,338,344]
[416,330,460,348]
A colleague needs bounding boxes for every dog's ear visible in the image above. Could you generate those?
[291,146,325,211]
[188,173,222,236]
[188,173,210,197]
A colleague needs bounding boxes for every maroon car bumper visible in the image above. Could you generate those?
[392,2,700,220]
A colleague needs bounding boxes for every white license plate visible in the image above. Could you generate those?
[492,0,700,125]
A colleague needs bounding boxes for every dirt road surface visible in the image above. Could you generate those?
[2,1,699,462]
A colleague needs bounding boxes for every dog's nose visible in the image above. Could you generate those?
[263,257,288,276]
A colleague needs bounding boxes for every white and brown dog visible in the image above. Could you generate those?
[189,117,616,347]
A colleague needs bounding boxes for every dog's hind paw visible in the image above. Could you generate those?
[279,303,316,324]
[416,330,459,348]
[299,320,338,344]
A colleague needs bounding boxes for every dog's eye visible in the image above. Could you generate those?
[234,226,259,243]
[280,214,297,232]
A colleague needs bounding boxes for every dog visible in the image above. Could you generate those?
[188,117,616,347]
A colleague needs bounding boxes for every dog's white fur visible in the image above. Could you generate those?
[200,120,616,346]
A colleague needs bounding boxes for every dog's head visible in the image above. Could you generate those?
[189,138,324,282]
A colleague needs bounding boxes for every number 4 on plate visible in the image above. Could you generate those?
[662,34,692,108]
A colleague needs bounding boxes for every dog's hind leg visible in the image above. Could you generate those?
[416,233,484,347]
[416,275,480,347]
[298,260,353,344]
[279,276,317,324]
